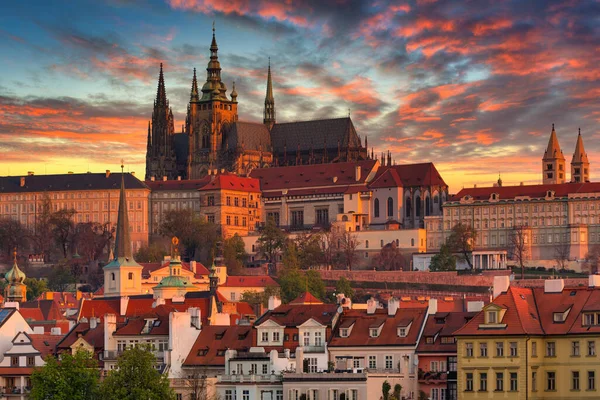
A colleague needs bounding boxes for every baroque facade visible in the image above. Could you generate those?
[144,28,369,181]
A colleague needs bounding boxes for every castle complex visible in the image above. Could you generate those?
[145,28,368,181]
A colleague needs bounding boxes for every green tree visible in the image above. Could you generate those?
[295,232,324,269]
[282,240,300,269]
[429,244,456,271]
[30,350,100,400]
[223,234,247,275]
[47,263,76,292]
[24,277,48,300]
[100,345,175,400]
[334,276,354,299]
[257,216,286,268]
[392,383,402,400]
[278,266,325,303]
[382,380,391,400]
[241,286,281,313]
[134,242,168,263]
[447,223,477,269]
[159,209,218,264]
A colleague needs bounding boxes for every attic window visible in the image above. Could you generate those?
[216,349,226,356]
[370,329,379,338]
[197,348,208,356]
[426,337,434,344]
[340,328,349,338]
[153,321,161,327]
[215,332,225,340]
[397,327,407,337]
[487,311,498,324]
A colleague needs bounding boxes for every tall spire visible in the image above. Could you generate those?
[572,128,589,164]
[264,57,276,128]
[571,128,590,183]
[190,68,199,101]
[114,162,132,259]
[156,63,167,107]
[542,123,566,184]
[544,123,564,160]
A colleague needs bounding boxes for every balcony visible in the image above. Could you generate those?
[418,370,448,383]
[217,374,282,384]
[283,372,367,382]
[1,386,30,395]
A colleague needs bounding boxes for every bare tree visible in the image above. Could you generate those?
[319,228,338,270]
[509,226,529,279]
[586,244,600,274]
[338,230,361,271]
[554,242,570,271]
[447,223,477,269]
[183,366,222,400]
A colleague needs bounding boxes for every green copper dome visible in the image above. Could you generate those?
[5,252,26,284]
[155,275,190,288]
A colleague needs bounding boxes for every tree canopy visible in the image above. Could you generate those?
[334,276,354,299]
[30,350,100,400]
[278,266,325,303]
[256,216,286,267]
[429,244,456,271]
[159,209,218,264]
[446,223,477,269]
[223,234,247,274]
[134,242,168,263]
[100,345,175,400]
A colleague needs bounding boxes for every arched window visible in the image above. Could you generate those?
[387,197,394,217]
[111,273,115,281]
[425,197,431,216]
[406,198,412,217]
[374,199,380,218]
[411,238,415,246]
[366,240,369,249]
[128,272,133,280]
[416,196,421,217]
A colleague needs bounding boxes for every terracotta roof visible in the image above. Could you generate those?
[114,306,171,336]
[289,292,323,305]
[140,260,209,279]
[369,163,447,188]
[250,160,377,192]
[198,173,261,193]
[256,302,338,328]
[20,300,63,321]
[451,181,600,202]
[29,334,64,358]
[416,312,476,353]
[183,325,253,367]
[145,177,211,191]
[222,276,278,288]
[0,173,147,193]
[329,308,427,347]
[534,287,596,336]
[56,322,104,353]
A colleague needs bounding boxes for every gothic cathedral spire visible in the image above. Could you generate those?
[542,123,566,184]
[156,63,167,107]
[264,58,276,129]
[571,128,590,183]
[190,68,199,102]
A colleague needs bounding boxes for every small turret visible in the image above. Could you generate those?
[4,248,26,302]
[230,81,238,102]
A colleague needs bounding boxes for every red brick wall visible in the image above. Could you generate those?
[319,270,495,287]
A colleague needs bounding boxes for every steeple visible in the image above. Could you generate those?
[190,68,199,101]
[542,123,566,184]
[114,163,132,260]
[156,63,167,107]
[571,128,590,183]
[4,248,26,303]
[264,58,276,129]
[230,81,238,102]
[199,22,228,101]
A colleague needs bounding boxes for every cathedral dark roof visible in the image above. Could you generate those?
[224,122,271,152]
[270,117,361,153]
[0,173,148,193]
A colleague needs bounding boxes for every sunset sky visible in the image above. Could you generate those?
[1,0,598,192]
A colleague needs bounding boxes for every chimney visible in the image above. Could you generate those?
[33,326,44,334]
[355,165,361,182]
[120,296,130,316]
[162,176,167,181]
[520,182,524,186]
[333,176,338,183]
[493,276,510,298]
[190,260,197,274]
[544,279,565,293]
[589,274,600,288]
[467,301,484,312]
[150,176,155,181]
[428,298,438,315]
[177,176,182,181]
[90,317,98,330]
[20,177,25,187]
[27,171,34,176]
[268,296,282,311]
[4,302,19,309]
[366,297,377,314]
[388,297,399,316]
[473,184,477,188]
[188,307,201,329]
[106,170,111,178]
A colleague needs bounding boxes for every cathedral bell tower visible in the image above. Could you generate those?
[187,24,239,179]
[571,129,590,183]
[542,124,566,185]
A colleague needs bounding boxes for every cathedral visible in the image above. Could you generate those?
[145,28,369,181]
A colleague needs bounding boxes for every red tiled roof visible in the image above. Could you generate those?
[114,305,172,336]
[30,334,64,358]
[140,260,209,279]
[145,177,211,191]
[256,302,338,328]
[222,276,279,288]
[197,174,261,193]
[250,160,377,192]
[183,325,253,367]
[56,322,104,353]
[329,308,427,347]
[451,181,600,202]
[369,163,447,188]
[416,312,476,353]
[289,292,323,305]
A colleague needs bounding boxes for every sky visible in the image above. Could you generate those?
[0,0,598,192]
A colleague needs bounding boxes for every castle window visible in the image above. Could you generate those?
[128,272,133,280]
[387,197,394,217]
[374,199,380,218]
[111,273,115,281]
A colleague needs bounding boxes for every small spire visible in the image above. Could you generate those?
[231,80,238,101]
[190,68,199,101]
[156,63,167,106]
[264,58,275,127]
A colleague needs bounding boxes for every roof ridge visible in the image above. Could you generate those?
[274,116,351,125]
[508,287,530,334]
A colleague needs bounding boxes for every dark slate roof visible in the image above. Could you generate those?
[0,173,148,193]
[224,122,272,152]
[173,132,189,164]
[270,117,361,153]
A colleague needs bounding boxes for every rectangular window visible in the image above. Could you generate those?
[242,390,250,400]
[10,357,18,367]
[532,371,537,392]
[496,372,504,391]
[589,341,596,356]
[479,372,487,391]
[510,342,518,357]
[573,371,580,390]
[369,356,376,369]
[267,212,280,227]
[291,210,304,228]
[573,341,581,356]
[465,342,473,357]
[480,342,488,357]
[207,214,215,224]
[547,372,556,391]
[303,332,310,346]
[466,373,474,391]
[315,208,329,226]
[27,356,35,366]
[546,342,556,357]
[234,197,239,207]
[225,390,234,400]
[261,332,268,343]
[532,341,537,357]
[510,372,518,391]
[496,342,504,357]
[307,357,318,373]
[385,355,393,369]
[273,332,280,342]
[226,215,231,225]
[226,196,231,206]
[589,371,596,390]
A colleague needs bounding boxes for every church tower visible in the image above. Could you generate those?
[4,249,26,303]
[264,59,276,130]
[542,124,566,185]
[571,128,590,183]
[103,165,143,297]
[187,25,239,179]
[145,64,177,180]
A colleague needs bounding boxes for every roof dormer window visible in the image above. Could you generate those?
[340,328,349,338]
[370,328,379,338]
[487,311,497,324]
[553,305,572,323]
[397,327,407,337]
